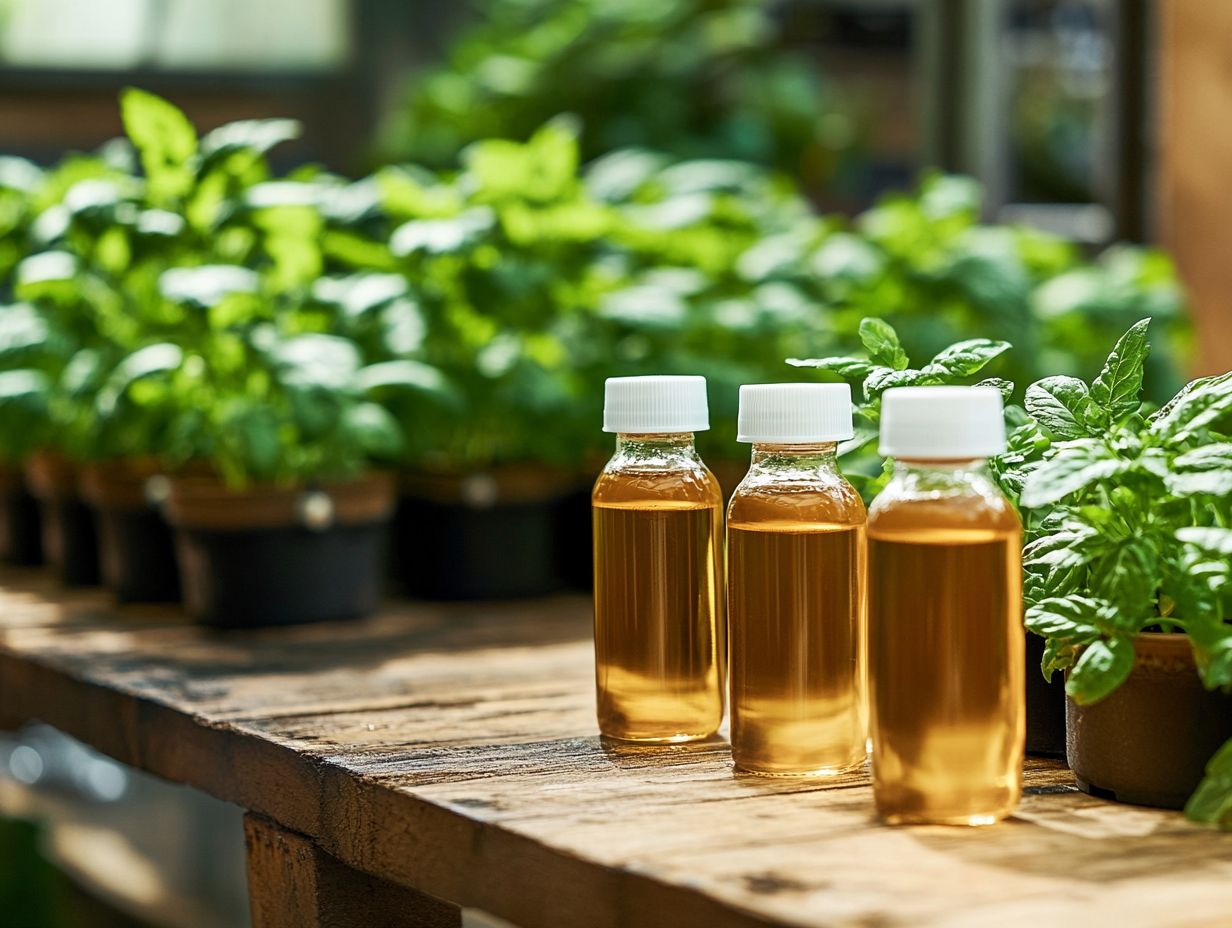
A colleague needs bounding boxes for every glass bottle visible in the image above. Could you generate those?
[867,386,1024,825]
[727,383,867,776]
[592,376,724,742]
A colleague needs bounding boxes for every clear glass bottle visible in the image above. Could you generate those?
[592,376,724,742]
[727,384,867,776]
[867,386,1024,825]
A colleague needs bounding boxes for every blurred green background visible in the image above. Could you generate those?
[0,1,1198,923]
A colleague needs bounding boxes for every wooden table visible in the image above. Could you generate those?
[0,566,1229,928]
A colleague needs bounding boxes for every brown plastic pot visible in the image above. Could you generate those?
[25,451,99,586]
[80,458,180,603]
[391,466,571,600]
[0,463,42,565]
[164,473,395,628]
[1067,632,1232,809]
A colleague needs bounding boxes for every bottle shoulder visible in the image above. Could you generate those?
[592,463,721,507]
[867,473,1020,535]
[727,472,866,527]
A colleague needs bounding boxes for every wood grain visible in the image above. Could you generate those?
[244,813,461,928]
[0,567,1229,928]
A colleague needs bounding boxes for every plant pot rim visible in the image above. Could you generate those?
[165,472,396,531]
[400,464,578,506]
[80,457,168,512]
[25,450,80,501]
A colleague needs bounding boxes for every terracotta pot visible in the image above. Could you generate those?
[25,451,99,586]
[80,459,180,603]
[1068,633,1232,809]
[0,463,42,566]
[164,473,395,628]
[1025,631,1067,757]
[391,466,572,600]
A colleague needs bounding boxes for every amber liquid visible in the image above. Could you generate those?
[592,468,724,741]
[868,495,1023,825]
[728,492,866,774]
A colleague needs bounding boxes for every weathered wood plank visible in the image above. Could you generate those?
[0,567,1229,928]
[244,813,461,928]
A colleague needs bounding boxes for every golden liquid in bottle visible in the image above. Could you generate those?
[728,486,866,775]
[868,493,1023,825]
[592,467,724,742]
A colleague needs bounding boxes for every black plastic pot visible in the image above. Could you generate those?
[1025,631,1067,757]
[82,461,181,603]
[554,486,593,591]
[392,470,568,600]
[166,474,394,628]
[1068,633,1232,809]
[0,473,43,566]
[26,453,99,587]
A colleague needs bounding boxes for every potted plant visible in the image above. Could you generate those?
[1001,319,1232,810]
[134,262,443,627]
[376,122,609,599]
[8,89,316,601]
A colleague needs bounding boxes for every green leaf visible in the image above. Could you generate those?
[858,318,908,371]
[1178,527,1232,557]
[275,335,360,392]
[1174,443,1232,472]
[354,360,452,398]
[1185,738,1232,829]
[97,343,183,415]
[1090,542,1158,620]
[159,265,259,306]
[1089,318,1151,418]
[1150,372,1232,440]
[1066,637,1135,705]
[976,377,1014,401]
[1019,442,1128,508]
[785,356,874,380]
[1025,595,1104,639]
[119,87,197,203]
[1025,376,1093,440]
[344,401,404,459]
[922,338,1009,378]
[200,118,301,160]
[1166,472,1232,498]
[1022,528,1097,570]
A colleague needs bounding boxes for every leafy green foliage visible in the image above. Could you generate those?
[379,0,863,200]
[788,316,1010,499]
[993,318,1231,828]
[1186,738,1232,829]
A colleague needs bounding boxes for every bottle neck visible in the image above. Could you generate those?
[748,442,840,476]
[887,457,992,494]
[612,432,701,469]
[893,457,988,476]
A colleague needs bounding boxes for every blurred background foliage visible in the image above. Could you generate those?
[378,0,866,203]
[0,0,1192,480]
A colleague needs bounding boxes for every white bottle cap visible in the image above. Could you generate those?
[737,383,854,443]
[879,386,1006,459]
[603,375,710,433]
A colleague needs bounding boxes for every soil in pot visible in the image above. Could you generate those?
[25,452,99,586]
[0,464,43,565]
[392,468,569,600]
[1025,631,1067,757]
[80,460,180,603]
[1068,632,1232,809]
[165,473,395,629]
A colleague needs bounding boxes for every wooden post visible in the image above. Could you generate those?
[244,814,462,928]
[1158,1,1232,375]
